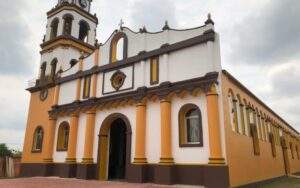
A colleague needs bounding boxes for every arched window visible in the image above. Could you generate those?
[50,18,59,40]
[40,62,47,81]
[32,127,44,152]
[50,58,57,80]
[63,14,74,35]
[78,20,90,42]
[57,122,70,151]
[70,59,78,67]
[243,99,250,136]
[228,90,238,132]
[178,104,203,147]
[110,32,128,63]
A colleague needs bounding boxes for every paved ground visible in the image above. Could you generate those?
[0,176,300,188]
[0,177,201,188]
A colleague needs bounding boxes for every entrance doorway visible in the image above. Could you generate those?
[98,113,132,181]
[108,119,127,180]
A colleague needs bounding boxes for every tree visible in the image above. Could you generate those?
[0,144,12,157]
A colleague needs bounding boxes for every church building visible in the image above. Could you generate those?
[21,1,300,187]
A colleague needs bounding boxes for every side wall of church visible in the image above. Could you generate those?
[221,72,300,187]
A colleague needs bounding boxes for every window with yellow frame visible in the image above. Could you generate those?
[32,126,44,152]
[150,56,159,85]
[57,122,70,151]
[178,104,203,147]
[83,75,91,99]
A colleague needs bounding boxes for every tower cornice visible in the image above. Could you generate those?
[40,35,96,54]
[47,3,98,24]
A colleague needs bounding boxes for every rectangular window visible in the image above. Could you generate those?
[83,75,91,99]
[150,57,159,85]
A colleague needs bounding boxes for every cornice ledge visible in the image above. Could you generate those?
[49,72,219,116]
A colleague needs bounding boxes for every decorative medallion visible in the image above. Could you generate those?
[40,89,48,101]
[110,70,126,91]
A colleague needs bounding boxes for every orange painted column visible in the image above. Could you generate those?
[206,84,225,164]
[43,117,57,163]
[133,102,147,164]
[44,83,60,162]
[82,110,96,164]
[66,113,79,163]
[159,99,174,164]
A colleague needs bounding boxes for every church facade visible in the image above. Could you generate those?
[21,1,300,187]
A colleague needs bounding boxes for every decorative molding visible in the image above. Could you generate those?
[49,72,219,117]
[40,35,96,54]
[110,70,127,91]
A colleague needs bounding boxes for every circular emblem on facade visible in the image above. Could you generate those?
[40,89,48,101]
[110,70,126,91]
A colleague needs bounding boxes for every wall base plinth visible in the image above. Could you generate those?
[20,163,229,187]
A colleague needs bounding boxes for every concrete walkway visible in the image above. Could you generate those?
[0,177,203,188]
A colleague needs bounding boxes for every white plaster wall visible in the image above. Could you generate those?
[92,106,136,163]
[171,95,210,164]
[83,54,94,70]
[168,44,212,82]
[146,101,161,163]
[96,73,103,97]
[40,47,81,76]
[61,62,79,77]
[53,116,70,162]
[76,113,87,163]
[98,25,212,66]
[58,80,77,105]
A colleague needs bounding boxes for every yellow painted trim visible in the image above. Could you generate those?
[66,114,79,163]
[43,118,57,163]
[206,84,225,164]
[82,111,96,163]
[159,99,174,164]
[40,39,94,54]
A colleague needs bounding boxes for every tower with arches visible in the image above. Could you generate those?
[38,0,98,84]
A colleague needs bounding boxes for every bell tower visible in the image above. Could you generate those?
[37,0,98,85]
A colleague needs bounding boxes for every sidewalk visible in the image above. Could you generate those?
[0,177,203,188]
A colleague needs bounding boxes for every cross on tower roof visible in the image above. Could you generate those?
[119,19,124,29]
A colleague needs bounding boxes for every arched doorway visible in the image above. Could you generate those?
[98,113,132,181]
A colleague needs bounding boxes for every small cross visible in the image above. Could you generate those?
[119,19,124,29]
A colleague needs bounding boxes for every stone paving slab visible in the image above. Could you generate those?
[0,177,203,188]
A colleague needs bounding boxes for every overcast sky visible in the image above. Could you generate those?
[0,0,299,150]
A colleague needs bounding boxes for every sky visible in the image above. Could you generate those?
[0,0,299,150]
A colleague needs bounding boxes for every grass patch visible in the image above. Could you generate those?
[262,177,300,188]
